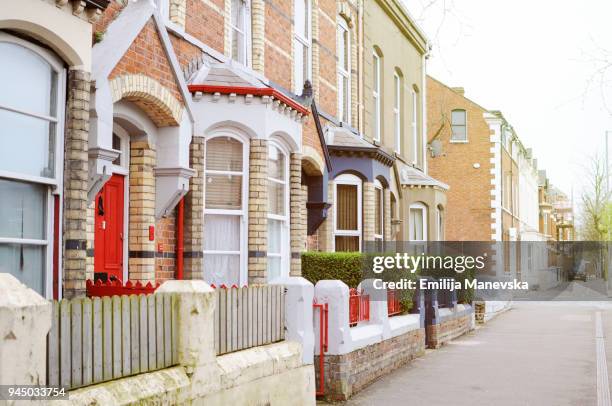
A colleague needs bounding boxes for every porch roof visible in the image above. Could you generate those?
[398,162,449,190]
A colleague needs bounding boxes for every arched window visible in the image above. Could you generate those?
[203,135,248,286]
[451,109,467,142]
[374,179,384,242]
[409,202,428,241]
[0,33,65,297]
[294,0,312,93]
[267,142,290,281]
[334,174,362,251]
[372,48,382,141]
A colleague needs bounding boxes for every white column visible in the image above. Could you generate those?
[270,276,315,364]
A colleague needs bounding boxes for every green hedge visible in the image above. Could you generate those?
[302,251,364,288]
[301,251,415,312]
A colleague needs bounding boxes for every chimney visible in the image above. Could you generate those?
[451,87,465,96]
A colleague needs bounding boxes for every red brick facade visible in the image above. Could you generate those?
[427,77,495,241]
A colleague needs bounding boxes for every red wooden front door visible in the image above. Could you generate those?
[94,174,125,282]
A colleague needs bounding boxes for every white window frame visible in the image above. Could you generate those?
[337,19,351,124]
[0,32,66,299]
[450,109,468,143]
[229,0,252,66]
[203,133,249,286]
[372,51,381,142]
[333,174,362,251]
[409,202,428,242]
[293,0,312,94]
[374,179,384,241]
[267,140,290,281]
[411,90,418,165]
[393,72,401,153]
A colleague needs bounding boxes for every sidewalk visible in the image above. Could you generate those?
[341,300,600,406]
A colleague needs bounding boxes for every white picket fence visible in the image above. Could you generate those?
[214,285,285,355]
[46,293,178,390]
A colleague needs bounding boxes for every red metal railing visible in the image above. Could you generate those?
[313,301,328,397]
[387,289,403,316]
[349,288,370,327]
[86,279,160,297]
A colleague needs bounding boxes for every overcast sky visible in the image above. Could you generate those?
[403,0,612,200]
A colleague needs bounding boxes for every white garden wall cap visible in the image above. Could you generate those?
[156,279,215,294]
[0,273,49,307]
[269,275,313,287]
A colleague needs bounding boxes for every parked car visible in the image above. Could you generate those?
[572,272,587,282]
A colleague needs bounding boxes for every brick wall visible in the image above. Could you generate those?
[427,77,495,241]
[426,309,473,349]
[315,328,425,401]
[155,212,177,283]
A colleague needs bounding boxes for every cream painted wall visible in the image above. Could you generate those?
[363,0,426,167]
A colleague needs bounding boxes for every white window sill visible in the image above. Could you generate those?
[450,139,469,144]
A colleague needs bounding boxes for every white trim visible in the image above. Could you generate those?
[409,202,427,242]
[293,0,312,94]
[337,18,351,124]
[372,50,381,142]
[267,140,290,281]
[411,90,418,165]
[229,0,252,67]
[436,206,443,241]
[111,123,130,282]
[450,109,468,142]
[393,72,401,153]
[0,32,66,300]
[334,174,362,251]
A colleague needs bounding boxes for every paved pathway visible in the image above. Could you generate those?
[345,296,612,406]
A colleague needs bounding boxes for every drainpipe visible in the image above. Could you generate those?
[176,197,184,280]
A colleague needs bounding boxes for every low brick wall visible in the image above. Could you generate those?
[427,305,474,349]
[315,327,425,401]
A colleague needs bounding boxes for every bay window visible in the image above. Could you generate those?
[204,136,247,286]
[409,202,427,242]
[337,19,350,124]
[294,0,311,94]
[372,50,381,141]
[267,143,289,281]
[334,174,362,251]
[230,0,251,65]
[0,33,65,297]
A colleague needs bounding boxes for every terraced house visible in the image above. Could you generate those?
[316,0,448,253]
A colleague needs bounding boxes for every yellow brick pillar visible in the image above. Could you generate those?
[384,188,392,242]
[363,182,376,244]
[62,70,90,298]
[248,139,268,283]
[251,0,265,74]
[184,137,205,280]
[128,140,156,283]
[290,153,305,276]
